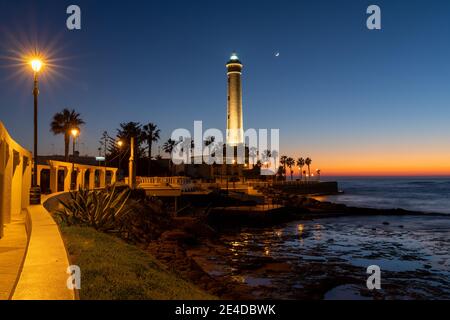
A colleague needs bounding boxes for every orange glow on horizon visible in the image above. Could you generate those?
[283,148,450,177]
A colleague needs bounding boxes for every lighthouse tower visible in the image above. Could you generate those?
[226,53,244,146]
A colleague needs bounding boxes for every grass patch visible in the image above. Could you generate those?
[60,225,215,300]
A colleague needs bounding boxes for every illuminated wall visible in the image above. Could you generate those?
[0,121,32,239]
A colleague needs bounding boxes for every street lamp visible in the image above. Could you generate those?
[29,58,44,205]
[117,140,124,180]
[71,128,79,190]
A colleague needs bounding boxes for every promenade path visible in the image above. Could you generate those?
[0,212,28,299]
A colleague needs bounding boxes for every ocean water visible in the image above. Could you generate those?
[196,177,450,299]
[321,177,450,214]
[203,215,450,299]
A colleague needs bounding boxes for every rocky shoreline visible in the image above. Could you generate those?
[144,193,450,300]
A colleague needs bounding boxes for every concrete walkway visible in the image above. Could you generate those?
[0,212,28,300]
[12,204,75,300]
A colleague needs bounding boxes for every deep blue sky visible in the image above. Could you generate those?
[1,0,450,174]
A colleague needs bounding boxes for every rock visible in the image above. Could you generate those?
[382,222,390,226]
[263,262,292,272]
[160,230,196,244]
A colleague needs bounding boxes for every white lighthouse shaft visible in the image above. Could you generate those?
[226,53,244,146]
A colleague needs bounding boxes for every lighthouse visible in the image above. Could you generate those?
[226,53,244,146]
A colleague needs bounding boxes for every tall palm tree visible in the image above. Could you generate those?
[297,157,305,181]
[204,136,215,164]
[142,123,160,176]
[50,108,85,161]
[305,157,312,181]
[249,147,258,167]
[280,155,288,179]
[163,139,177,175]
[286,157,295,181]
[271,150,279,175]
[262,150,272,168]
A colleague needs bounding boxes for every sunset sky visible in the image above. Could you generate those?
[1,0,450,176]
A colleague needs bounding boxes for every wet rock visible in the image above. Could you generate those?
[160,230,196,244]
[262,262,292,273]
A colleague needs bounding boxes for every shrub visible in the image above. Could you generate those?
[55,185,132,232]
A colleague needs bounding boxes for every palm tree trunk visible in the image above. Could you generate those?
[64,133,70,162]
[148,140,152,176]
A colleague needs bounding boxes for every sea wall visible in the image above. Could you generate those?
[273,181,338,195]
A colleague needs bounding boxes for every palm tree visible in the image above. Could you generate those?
[50,108,85,161]
[179,138,193,164]
[286,157,295,181]
[271,150,279,175]
[305,157,312,181]
[297,157,305,181]
[249,147,258,167]
[280,156,288,179]
[142,123,160,176]
[163,139,177,175]
[204,136,215,164]
[262,150,272,169]
[277,166,284,179]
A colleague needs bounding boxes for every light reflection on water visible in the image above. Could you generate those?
[218,215,450,299]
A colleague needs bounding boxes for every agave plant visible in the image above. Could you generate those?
[55,185,132,232]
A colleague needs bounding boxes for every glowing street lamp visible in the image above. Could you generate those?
[30,59,43,73]
[29,57,44,205]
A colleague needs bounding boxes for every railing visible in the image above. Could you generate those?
[273,179,320,185]
[137,176,192,185]
[0,121,32,239]
[136,176,195,192]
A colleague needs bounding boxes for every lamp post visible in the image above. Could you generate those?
[128,137,136,189]
[117,140,124,180]
[30,59,43,205]
[70,128,79,190]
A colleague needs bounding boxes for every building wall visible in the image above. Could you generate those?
[0,121,32,238]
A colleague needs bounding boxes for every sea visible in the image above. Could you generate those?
[201,177,450,299]
[320,177,450,215]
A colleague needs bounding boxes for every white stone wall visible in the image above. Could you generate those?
[0,121,32,238]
